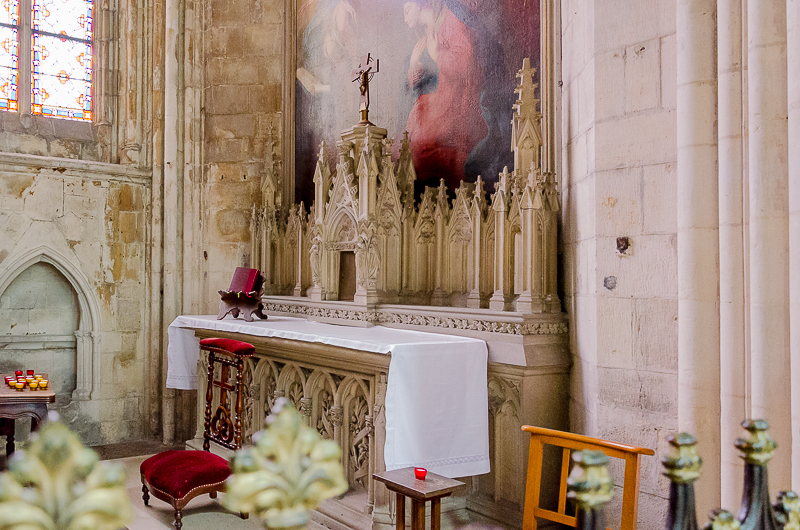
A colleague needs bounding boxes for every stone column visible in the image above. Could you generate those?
[161,0,184,445]
[431,184,448,306]
[747,0,790,491]
[517,186,536,313]
[299,397,313,427]
[73,330,94,401]
[293,221,305,297]
[790,0,800,493]
[490,170,510,311]
[467,200,483,308]
[676,0,720,514]
[717,0,746,509]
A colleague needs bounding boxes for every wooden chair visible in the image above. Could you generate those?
[522,425,655,530]
[140,338,255,529]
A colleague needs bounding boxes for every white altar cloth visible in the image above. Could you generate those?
[166,315,490,478]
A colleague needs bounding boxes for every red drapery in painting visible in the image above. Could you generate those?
[405,8,486,189]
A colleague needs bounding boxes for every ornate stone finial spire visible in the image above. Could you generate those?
[567,450,614,530]
[437,178,448,203]
[663,432,702,530]
[734,420,780,530]
[474,175,487,212]
[514,57,540,118]
[498,166,510,194]
[512,58,543,176]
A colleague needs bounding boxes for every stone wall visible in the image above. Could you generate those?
[201,0,285,312]
[561,0,677,526]
[0,158,150,445]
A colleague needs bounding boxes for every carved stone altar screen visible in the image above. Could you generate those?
[189,330,388,527]
[241,58,569,529]
[252,59,559,315]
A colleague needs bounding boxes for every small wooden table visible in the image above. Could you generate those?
[373,468,464,530]
[0,374,55,457]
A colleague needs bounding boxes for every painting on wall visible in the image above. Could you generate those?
[294,0,541,206]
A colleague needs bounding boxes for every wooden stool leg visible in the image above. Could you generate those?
[431,498,441,530]
[174,509,182,530]
[411,499,425,530]
[396,493,405,530]
[142,484,150,506]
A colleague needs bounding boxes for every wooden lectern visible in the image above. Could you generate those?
[217,267,267,322]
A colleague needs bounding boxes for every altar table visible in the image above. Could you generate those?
[166,315,490,478]
[0,373,55,457]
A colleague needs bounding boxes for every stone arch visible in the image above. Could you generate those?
[329,210,357,246]
[306,369,338,440]
[0,245,101,400]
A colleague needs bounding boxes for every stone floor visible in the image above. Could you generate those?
[109,452,512,530]
[0,438,512,530]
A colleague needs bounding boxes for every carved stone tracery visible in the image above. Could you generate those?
[204,347,381,494]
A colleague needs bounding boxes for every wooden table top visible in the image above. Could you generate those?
[373,468,464,500]
[0,374,55,404]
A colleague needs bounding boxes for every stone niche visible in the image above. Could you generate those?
[0,262,79,399]
[0,261,79,439]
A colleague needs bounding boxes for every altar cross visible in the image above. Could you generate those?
[352,53,379,125]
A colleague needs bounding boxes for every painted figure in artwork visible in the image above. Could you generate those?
[403,0,486,189]
[295,0,540,204]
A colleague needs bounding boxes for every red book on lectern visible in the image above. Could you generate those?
[229,267,261,293]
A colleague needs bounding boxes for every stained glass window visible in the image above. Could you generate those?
[31,0,92,120]
[0,0,19,111]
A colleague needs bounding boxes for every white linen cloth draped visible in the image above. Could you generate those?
[166,315,490,478]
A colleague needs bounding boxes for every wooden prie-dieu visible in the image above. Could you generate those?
[140,338,254,529]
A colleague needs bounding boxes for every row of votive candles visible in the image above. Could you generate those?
[5,370,48,391]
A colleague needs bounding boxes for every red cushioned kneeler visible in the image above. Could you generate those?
[199,337,255,356]
[140,450,230,500]
[140,338,255,529]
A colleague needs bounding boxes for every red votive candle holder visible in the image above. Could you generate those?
[27,370,34,376]
[414,467,427,480]
[15,370,22,377]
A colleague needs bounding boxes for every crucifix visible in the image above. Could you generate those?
[352,53,379,125]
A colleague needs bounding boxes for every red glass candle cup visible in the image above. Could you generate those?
[27,370,34,376]
[414,467,427,480]
[15,370,22,377]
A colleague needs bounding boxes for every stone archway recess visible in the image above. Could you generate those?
[0,245,101,400]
